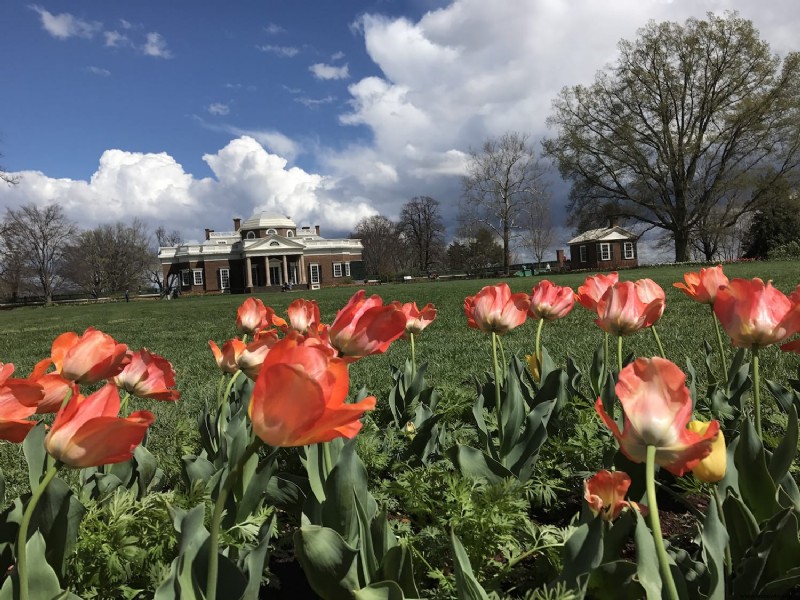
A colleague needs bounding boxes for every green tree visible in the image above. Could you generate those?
[544,12,800,262]
[743,189,800,258]
[447,225,503,276]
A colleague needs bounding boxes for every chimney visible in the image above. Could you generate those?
[233,218,241,231]
[204,228,213,241]
[314,225,320,236]
[556,249,565,265]
[609,215,620,228]
[301,226,311,231]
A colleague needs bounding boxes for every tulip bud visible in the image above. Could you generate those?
[525,353,541,383]
[688,420,726,482]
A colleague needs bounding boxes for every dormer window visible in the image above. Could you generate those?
[286,230,294,238]
[267,228,277,235]
[246,231,256,239]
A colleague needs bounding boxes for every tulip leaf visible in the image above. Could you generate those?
[321,439,374,545]
[303,442,328,504]
[588,561,643,599]
[470,395,494,458]
[499,363,525,458]
[685,358,698,410]
[602,509,636,562]
[0,532,62,600]
[405,406,442,466]
[450,530,490,600]
[377,546,418,598]
[235,450,277,524]
[293,525,360,600]
[504,399,556,482]
[722,493,759,565]
[353,580,408,600]
[22,423,47,491]
[734,418,780,523]
[446,445,514,484]
[264,474,307,518]
[768,405,798,485]
[240,514,276,600]
[182,453,216,487]
[632,510,662,600]
[765,379,800,414]
[353,489,379,584]
[560,516,604,593]
[700,492,728,600]
[589,340,607,398]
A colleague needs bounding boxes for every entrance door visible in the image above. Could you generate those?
[251,265,259,287]
[270,265,282,285]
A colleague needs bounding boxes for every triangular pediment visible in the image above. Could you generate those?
[244,234,305,252]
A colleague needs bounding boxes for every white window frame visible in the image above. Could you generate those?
[267,228,277,235]
[286,230,294,237]
[333,262,343,278]
[309,264,320,284]
[193,269,204,286]
[344,262,351,277]
[219,268,230,290]
[246,231,256,239]
[599,243,611,261]
[579,245,587,263]
[181,270,191,287]
[623,241,635,260]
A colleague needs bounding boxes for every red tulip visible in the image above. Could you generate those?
[528,280,574,321]
[464,283,530,334]
[285,299,321,334]
[114,349,180,402]
[674,265,729,305]
[28,358,74,414]
[395,302,437,338]
[595,357,720,476]
[0,363,42,442]
[594,281,664,336]
[584,470,641,521]
[781,338,800,354]
[50,328,130,384]
[45,383,155,468]
[714,278,800,349]
[209,339,246,374]
[634,278,666,326]
[249,335,376,447]
[236,330,281,379]
[328,290,407,361]
[236,298,271,335]
[576,272,618,311]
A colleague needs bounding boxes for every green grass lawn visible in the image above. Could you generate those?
[0,261,798,487]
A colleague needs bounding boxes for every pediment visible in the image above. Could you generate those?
[244,234,305,252]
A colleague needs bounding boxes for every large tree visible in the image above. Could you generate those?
[398,196,445,275]
[148,226,184,296]
[351,215,408,280]
[544,12,800,262]
[521,195,554,268]
[447,224,503,276]
[3,203,77,305]
[461,132,549,274]
[742,187,800,258]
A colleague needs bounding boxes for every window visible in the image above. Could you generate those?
[344,262,351,277]
[623,242,635,260]
[309,264,320,284]
[181,270,191,287]
[579,245,587,263]
[269,241,280,247]
[333,263,343,277]
[599,243,611,261]
[286,230,294,238]
[246,231,256,239]
[267,228,277,235]
[219,268,230,290]
[193,269,204,286]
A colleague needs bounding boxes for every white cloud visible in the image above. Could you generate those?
[85,66,111,77]
[264,23,285,35]
[31,5,101,39]
[142,32,172,58]
[257,44,299,57]
[104,30,129,47]
[310,62,350,80]
[193,117,302,163]
[331,51,345,61]
[295,95,336,108]
[208,103,230,116]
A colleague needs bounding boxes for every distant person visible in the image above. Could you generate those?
[125,290,129,302]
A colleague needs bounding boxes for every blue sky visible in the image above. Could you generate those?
[2,0,799,255]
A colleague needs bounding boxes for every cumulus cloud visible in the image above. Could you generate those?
[104,30,129,47]
[31,5,101,39]
[309,62,349,80]
[208,103,230,116]
[142,32,172,58]
[258,44,299,57]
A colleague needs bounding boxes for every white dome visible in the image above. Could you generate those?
[240,212,296,230]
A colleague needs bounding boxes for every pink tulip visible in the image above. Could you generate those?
[209,339,245,374]
[528,280,574,321]
[584,470,643,521]
[395,302,437,338]
[328,290,407,362]
[576,272,618,311]
[634,278,666,326]
[594,282,664,336]
[285,299,322,334]
[674,265,729,305]
[464,283,530,335]
[50,328,130,385]
[114,349,180,402]
[236,297,272,335]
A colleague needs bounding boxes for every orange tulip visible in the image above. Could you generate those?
[45,383,155,468]
[528,280,574,321]
[114,349,180,402]
[713,278,800,349]
[209,338,246,374]
[395,302,437,338]
[464,283,530,334]
[595,357,720,476]
[594,281,664,336]
[285,299,321,334]
[634,278,666,327]
[249,335,376,447]
[584,470,641,521]
[674,265,729,305]
[328,290,407,361]
[576,272,618,311]
[50,327,130,385]
[781,338,800,354]
[236,330,281,379]
[0,363,42,442]
[236,297,271,335]
[28,358,74,414]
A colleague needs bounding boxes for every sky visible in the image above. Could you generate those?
[2,0,799,257]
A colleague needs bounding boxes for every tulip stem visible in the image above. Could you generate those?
[18,462,61,600]
[410,332,416,374]
[645,445,680,600]
[206,438,265,600]
[119,391,131,415]
[215,374,226,407]
[604,332,610,378]
[617,336,623,374]
[752,348,762,440]
[711,310,729,383]
[651,325,666,359]
[535,319,544,370]
[221,370,243,408]
[323,442,334,478]
[491,332,503,447]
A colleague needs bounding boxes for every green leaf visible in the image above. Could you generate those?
[722,493,759,565]
[22,423,47,491]
[321,439,374,545]
[632,510,661,600]
[700,493,728,600]
[450,531,490,600]
[733,418,780,523]
[377,545,418,599]
[560,516,604,592]
[354,580,412,600]
[240,515,276,600]
[182,453,216,488]
[498,364,525,458]
[446,445,513,484]
[768,405,798,484]
[154,505,209,600]
[0,532,63,600]
[504,398,556,482]
[294,525,360,600]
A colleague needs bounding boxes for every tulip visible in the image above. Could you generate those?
[50,327,130,385]
[285,298,321,334]
[236,330,281,379]
[584,470,640,521]
[114,349,180,402]
[464,283,530,335]
[45,383,155,468]
[27,358,74,414]
[328,290,407,362]
[595,357,719,476]
[674,265,729,305]
[576,272,618,311]
[209,338,246,374]
[529,280,574,321]
[687,421,726,482]
[396,302,437,337]
[595,281,664,337]
[0,363,42,442]
[235,297,271,335]
[249,335,376,447]
[634,279,666,326]
[781,338,800,354]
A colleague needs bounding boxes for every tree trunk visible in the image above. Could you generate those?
[674,230,690,263]
[503,225,511,275]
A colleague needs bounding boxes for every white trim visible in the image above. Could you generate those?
[309,263,320,284]
[219,268,230,290]
[193,269,204,286]
[344,262,351,277]
[579,245,587,263]
[246,231,256,239]
[286,230,294,237]
[181,270,191,287]
[266,228,278,235]
[623,242,634,260]
[599,243,611,261]
[333,262,343,277]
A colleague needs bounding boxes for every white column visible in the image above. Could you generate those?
[282,255,289,284]
[265,258,271,286]
[245,256,253,289]
[299,254,306,284]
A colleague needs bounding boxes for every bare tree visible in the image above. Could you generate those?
[398,196,445,275]
[0,224,27,301]
[461,132,549,274]
[4,204,77,305]
[352,215,408,280]
[147,226,184,296]
[521,196,554,268]
[1,152,19,186]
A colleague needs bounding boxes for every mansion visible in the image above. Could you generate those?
[158,213,364,294]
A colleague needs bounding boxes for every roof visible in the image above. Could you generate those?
[240,212,296,230]
[567,226,638,244]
